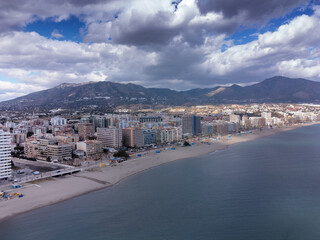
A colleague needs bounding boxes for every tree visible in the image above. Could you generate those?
[113,150,129,159]
[27,131,34,138]
[14,145,24,152]
[11,152,20,158]
[183,141,190,146]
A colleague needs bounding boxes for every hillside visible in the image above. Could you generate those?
[1,76,320,111]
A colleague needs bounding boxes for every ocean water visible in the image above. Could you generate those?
[1,125,320,240]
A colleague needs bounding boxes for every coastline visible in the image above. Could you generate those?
[0,122,318,223]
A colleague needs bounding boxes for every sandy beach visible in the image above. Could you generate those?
[0,123,317,222]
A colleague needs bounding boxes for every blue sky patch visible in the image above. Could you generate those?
[24,15,85,42]
[0,74,18,83]
[225,3,315,48]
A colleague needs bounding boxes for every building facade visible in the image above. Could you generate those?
[78,123,95,141]
[47,144,72,161]
[90,116,111,131]
[229,114,241,124]
[139,116,162,123]
[51,117,67,126]
[77,140,103,156]
[97,128,123,148]
[156,127,182,144]
[122,128,144,147]
[182,115,202,136]
[143,129,156,145]
[0,130,11,179]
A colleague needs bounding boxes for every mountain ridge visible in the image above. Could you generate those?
[1,76,320,111]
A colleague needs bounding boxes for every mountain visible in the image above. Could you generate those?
[1,76,320,111]
[0,81,185,111]
[207,76,320,103]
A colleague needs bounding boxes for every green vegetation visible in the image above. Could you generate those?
[183,141,190,146]
[27,131,34,138]
[14,145,24,151]
[113,150,129,159]
[12,145,24,158]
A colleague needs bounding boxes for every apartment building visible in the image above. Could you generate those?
[182,115,202,136]
[139,116,162,123]
[24,139,39,159]
[97,128,123,148]
[122,128,144,147]
[77,140,103,156]
[143,129,156,145]
[156,127,182,144]
[78,123,95,141]
[51,116,67,126]
[0,130,11,179]
[47,144,72,161]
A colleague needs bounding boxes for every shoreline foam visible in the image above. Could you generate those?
[0,123,317,223]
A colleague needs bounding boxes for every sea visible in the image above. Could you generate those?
[1,124,320,240]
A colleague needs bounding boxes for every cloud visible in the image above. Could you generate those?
[196,0,309,24]
[84,0,197,46]
[201,13,320,82]
[0,0,312,46]
[51,29,64,38]
[0,80,45,101]
[0,30,156,89]
[0,0,117,33]
[83,0,241,46]
[1,11,320,93]
[0,0,318,101]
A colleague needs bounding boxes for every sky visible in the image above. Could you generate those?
[0,0,319,101]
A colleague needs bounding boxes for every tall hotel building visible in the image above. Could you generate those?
[122,128,144,147]
[0,130,11,180]
[182,115,202,136]
[97,128,123,149]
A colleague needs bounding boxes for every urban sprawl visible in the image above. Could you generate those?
[1,104,320,183]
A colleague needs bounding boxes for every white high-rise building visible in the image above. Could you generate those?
[229,114,241,124]
[51,116,67,126]
[0,130,11,179]
[261,112,272,119]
